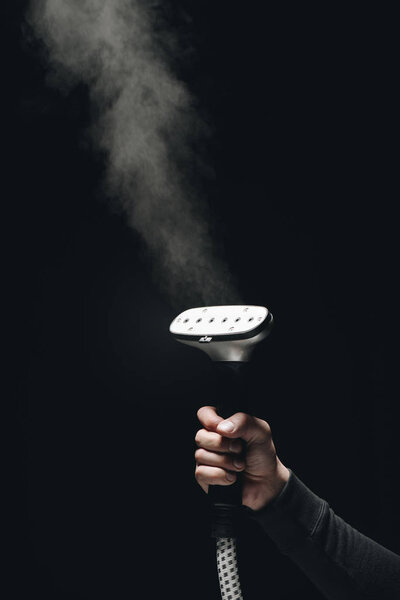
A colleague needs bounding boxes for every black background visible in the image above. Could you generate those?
[5,2,398,599]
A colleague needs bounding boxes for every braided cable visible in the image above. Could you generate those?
[216,537,243,600]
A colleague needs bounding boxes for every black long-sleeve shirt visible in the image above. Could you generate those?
[248,471,400,599]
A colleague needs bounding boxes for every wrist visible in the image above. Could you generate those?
[271,460,290,501]
[243,460,290,512]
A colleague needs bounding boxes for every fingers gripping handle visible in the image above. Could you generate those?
[208,429,243,537]
[208,362,248,538]
[208,400,243,508]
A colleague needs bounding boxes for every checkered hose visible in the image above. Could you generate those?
[216,537,243,600]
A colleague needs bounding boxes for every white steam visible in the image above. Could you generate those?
[26,0,240,308]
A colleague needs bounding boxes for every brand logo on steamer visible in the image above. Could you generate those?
[199,336,212,343]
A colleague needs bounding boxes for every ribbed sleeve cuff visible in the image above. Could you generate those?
[246,470,328,554]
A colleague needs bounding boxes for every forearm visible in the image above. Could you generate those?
[247,471,400,600]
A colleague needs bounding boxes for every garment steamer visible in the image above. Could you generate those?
[170,305,273,599]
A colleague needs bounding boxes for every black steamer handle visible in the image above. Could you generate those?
[207,362,248,537]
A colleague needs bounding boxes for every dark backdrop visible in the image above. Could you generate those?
[6,2,398,599]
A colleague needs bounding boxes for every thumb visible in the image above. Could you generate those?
[216,412,271,444]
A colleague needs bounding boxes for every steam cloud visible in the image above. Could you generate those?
[26,0,240,309]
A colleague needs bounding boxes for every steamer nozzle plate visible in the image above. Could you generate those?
[169,305,273,362]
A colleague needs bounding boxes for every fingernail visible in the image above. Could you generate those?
[233,459,244,469]
[226,472,235,481]
[219,420,235,433]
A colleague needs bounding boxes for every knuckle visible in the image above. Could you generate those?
[260,419,272,437]
[194,448,205,462]
[195,429,223,451]
[195,465,204,482]
[197,406,217,427]
[195,465,226,485]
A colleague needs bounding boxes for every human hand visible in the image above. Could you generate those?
[195,406,290,511]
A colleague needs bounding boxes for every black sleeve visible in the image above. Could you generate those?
[247,471,400,600]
